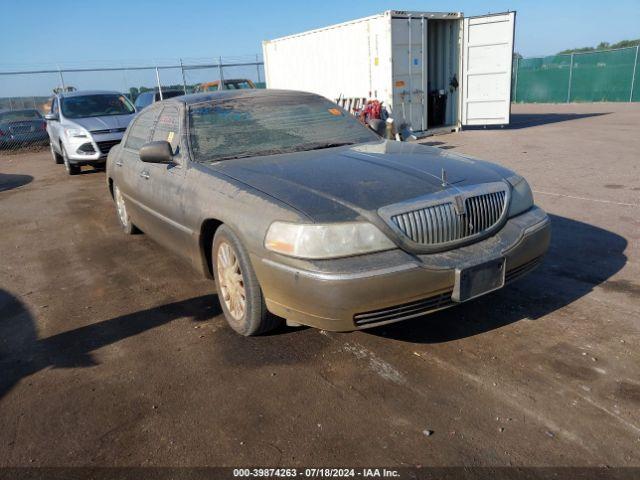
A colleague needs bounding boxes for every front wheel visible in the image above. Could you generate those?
[212,225,281,336]
[61,145,80,175]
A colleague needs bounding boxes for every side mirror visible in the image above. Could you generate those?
[139,141,174,164]
[44,113,58,121]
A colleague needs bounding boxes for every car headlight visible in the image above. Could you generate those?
[265,221,396,259]
[507,175,534,217]
[64,127,89,138]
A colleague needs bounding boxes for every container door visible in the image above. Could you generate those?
[461,12,515,126]
[391,17,428,132]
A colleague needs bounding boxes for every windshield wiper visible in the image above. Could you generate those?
[302,142,355,151]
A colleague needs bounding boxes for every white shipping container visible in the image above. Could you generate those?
[263,10,516,135]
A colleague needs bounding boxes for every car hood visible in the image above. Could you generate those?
[66,114,135,132]
[211,140,515,222]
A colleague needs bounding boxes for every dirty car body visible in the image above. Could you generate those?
[106,89,550,334]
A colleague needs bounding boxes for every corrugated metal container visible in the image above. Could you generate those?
[263,10,516,134]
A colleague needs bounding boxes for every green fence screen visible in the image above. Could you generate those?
[513,46,640,103]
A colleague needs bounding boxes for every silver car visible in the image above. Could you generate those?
[46,90,136,175]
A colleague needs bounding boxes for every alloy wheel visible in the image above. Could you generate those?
[216,241,246,321]
[114,185,129,228]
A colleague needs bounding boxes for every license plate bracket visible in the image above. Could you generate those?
[452,258,506,303]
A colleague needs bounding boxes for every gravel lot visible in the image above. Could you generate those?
[0,103,639,468]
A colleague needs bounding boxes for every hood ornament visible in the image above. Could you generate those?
[441,168,448,187]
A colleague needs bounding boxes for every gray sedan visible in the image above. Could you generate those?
[106,90,550,336]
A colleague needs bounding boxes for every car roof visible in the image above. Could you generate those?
[165,89,321,106]
[58,90,124,98]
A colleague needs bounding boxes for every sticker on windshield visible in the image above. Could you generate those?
[167,131,175,143]
[328,108,343,116]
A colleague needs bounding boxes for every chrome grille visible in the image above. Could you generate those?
[390,189,507,246]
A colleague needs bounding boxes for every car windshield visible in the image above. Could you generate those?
[188,94,378,162]
[0,110,42,122]
[61,94,135,119]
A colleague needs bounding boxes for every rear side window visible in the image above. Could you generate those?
[152,106,181,152]
[124,108,159,150]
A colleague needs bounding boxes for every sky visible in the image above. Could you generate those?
[1,0,639,96]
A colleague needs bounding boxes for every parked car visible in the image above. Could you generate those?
[194,79,255,93]
[0,109,49,149]
[46,90,136,175]
[106,90,550,336]
[134,89,185,111]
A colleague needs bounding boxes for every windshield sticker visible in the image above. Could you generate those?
[328,108,343,116]
[167,131,175,143]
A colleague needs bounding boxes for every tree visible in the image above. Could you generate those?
[559,39,640,54]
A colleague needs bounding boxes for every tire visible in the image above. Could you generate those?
[113,183,139,235]
[212,225,281,336]
[51,143,63,164]
[61,145,80,175]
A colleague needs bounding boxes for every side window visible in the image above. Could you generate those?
[134,93,152,111]
[124,107,159,151]
[152,106,181,153]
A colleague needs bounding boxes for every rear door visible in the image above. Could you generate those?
[116,105,160,226]
[133,104,191,255]
[461,12,515,126]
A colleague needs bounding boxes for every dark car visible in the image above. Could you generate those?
[106,89,550,336]
[133,89,185,111]
[0,109,49,149]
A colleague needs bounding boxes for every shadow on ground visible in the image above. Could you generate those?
[0,173,33,192]
[463,112,611,131]
[367,214,627,343]
[0,215,627,397]
[0,293,221,400]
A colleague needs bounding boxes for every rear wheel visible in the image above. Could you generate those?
[213,225,281,336]
[113,183,139,234]
[51,143,63,164]
[61,145,80,175]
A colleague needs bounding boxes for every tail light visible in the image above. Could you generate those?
[40,122,47,131]
[0,129,6,137]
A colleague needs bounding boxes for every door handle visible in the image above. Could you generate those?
[115,161,123,167]
[139,171,150,180]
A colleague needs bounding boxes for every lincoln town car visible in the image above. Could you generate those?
[106,90,550,336]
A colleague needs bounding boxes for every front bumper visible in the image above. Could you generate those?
[252,206,551,331]
[65,133,123,162]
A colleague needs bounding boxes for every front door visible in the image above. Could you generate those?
[461,12,516,126]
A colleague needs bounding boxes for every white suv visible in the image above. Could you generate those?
[46,90,136,175]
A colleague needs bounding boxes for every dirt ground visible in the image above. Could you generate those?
[0,103,639,468]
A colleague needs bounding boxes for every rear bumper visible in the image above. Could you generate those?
[0,132,49,147]
[252,206,550,331]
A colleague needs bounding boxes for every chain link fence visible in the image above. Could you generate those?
[0,55,264,154]
[512,46,640,103]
